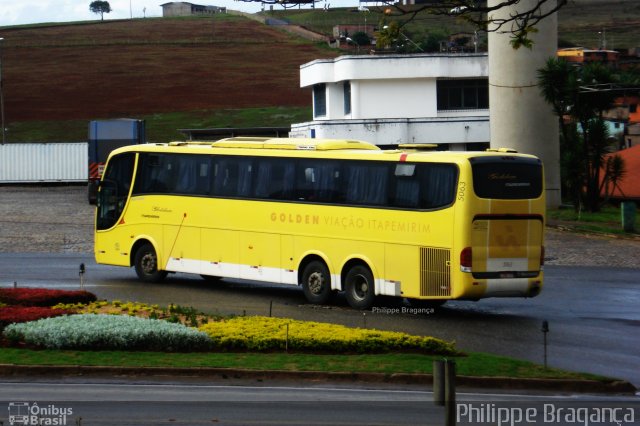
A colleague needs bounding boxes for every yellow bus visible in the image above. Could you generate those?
[95,137,545,309]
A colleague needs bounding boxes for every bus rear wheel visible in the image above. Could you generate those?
[134,243,168,283]
[345,265,375,310]
[301,261,332,305]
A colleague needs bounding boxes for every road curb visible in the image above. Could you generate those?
[0,364,635,395]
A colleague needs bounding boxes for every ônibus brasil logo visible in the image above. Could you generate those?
[8,402,72,425]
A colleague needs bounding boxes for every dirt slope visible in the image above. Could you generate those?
[0,16,336,122]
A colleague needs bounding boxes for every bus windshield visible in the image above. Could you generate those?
[96,152,135,230]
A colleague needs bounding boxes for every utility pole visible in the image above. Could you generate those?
[599,29,606,50]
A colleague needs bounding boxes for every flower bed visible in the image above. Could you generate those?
[199,316,460,356]
[0,306,71,329]
[53,301,212,327]
[4,314,213,351]
[0,288,96,307]
[3,292,460,355]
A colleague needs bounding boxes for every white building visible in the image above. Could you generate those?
[289,53,490,150]
[160,2,226,17]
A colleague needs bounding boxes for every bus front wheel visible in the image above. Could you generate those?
[345,265,375,310]
[134,243,168,283]
[301,261,332,305]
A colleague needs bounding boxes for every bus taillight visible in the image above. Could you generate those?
[460,247,472,272]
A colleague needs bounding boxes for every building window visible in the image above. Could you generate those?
[630,104,637,113]
[437,79,489,111]
[343,82,351,115]
[313,84,327,118]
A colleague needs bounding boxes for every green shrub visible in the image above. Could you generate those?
[199,316,459,355]
[4,314,212,351]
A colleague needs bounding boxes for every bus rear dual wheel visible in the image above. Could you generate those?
[344,265,375,310]
[301,261,375,310]
[134,243,168,283]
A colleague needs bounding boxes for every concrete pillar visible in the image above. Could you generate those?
[488,0,561,208]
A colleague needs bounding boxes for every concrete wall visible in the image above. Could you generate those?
[290,116,489,150]
[162,2,192,17]
[162,2,226,17]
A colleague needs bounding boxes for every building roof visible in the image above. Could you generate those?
[602,144,640,200]
[300,53,488,87]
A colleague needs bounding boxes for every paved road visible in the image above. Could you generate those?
[0,379,637,426]
[0,380,434,425]
[0,253,638,388]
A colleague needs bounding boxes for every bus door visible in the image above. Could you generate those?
[95,152,136,266]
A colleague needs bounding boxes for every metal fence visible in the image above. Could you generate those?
[0,142,87,183]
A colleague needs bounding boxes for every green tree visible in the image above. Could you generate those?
[255,1,567,49]
[538,59,626,212]
[350,31,371,47]
[537,58,582,206]
[421,30,448,53]
[375,20,400,51]
[90,1,112,21]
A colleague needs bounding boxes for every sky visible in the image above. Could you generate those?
[0,0,356,27]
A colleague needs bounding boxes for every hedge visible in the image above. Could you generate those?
[4,314,213,351]
[199,316,460,355]
[0,288,96,306]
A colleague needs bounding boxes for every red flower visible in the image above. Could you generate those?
[0,288,96,307]
[0,306,70,329]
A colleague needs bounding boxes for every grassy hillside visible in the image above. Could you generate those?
[0,15,333,142]
[265,0,640,50]
[557,0,640,49]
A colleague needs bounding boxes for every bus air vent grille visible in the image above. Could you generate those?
[419,247,451,297]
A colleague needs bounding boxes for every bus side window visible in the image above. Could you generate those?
[237,159,253,197]
[160,159,178,192]
[174,155,198,194]
[419,164,457,208]
[254,158,294,200]
[393,178,420,208]
[345,162,388,206]
[392,163,419,208]
[195,159,212,195]
[211,157,252,197]
[295,166,315,201]
[214,159,238,196]
[313,161,341,202]
[254,160,274,198]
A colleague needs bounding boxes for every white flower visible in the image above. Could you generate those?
[3,314,212,351]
